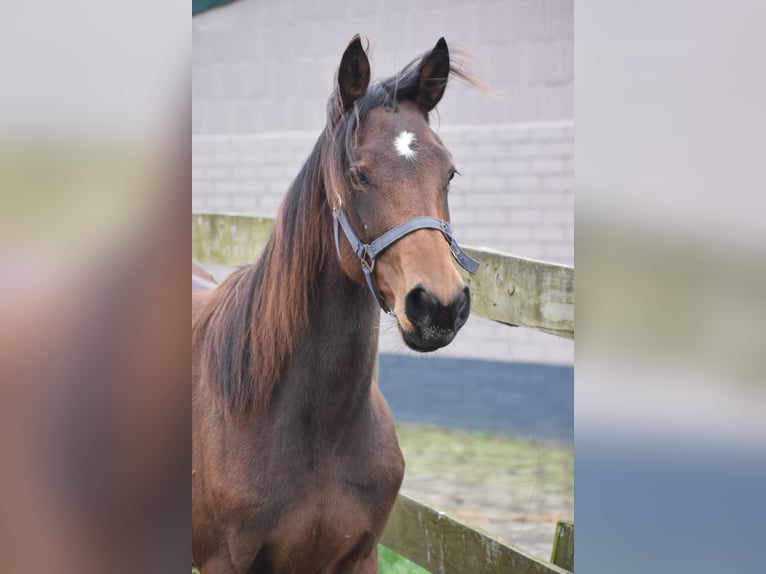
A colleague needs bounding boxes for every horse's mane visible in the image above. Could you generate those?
[196,43,480,417]
[194,136,329,416]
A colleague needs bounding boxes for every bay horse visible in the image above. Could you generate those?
[192,36,480,573]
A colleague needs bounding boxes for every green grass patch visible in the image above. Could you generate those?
[378,544,428,573]
[193,548,425,574]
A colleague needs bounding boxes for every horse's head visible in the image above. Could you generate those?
[325,36,477,352]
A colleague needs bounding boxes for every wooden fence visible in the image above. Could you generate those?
[192,213,575,573]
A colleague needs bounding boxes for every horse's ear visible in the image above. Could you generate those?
[337,35,371,110]
[415,37,451,112]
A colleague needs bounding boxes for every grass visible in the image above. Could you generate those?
[194,550,424,573]
[378,545,428,573]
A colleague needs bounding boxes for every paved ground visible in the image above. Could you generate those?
[395,425,574,564]
[377,355,573,563]
[378,354,573,443]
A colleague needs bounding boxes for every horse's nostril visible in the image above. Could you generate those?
[405,286,438,329]
[454,285,471,326]
[405,285,471,333]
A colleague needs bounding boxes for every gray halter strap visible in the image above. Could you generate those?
[332,206,480,316]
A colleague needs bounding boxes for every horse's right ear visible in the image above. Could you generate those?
[337,35,371,110]
[414,37,451,112]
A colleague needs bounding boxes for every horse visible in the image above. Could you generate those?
[192,35,480,573]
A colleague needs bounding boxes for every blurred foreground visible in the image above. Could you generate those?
[0,139,189,573]
[0,3,188,572]
[576,1,766,571]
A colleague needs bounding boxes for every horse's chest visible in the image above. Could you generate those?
[257,426,403,566]
[257,474,392,571]
[289,455,398,530]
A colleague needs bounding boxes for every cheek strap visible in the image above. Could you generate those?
[332,206,480,316]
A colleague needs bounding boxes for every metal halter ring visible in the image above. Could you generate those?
[360,245,376,273]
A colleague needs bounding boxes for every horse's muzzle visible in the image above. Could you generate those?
[401,284,471,352]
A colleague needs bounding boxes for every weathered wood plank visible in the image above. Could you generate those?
[191,213,574,338]
[457,247,574,339]
[191,212,273,266]
[380,492,571,574]
[550,520,574,572]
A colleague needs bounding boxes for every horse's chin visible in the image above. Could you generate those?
[399,325,457,353]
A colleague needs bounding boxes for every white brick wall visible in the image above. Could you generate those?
[192,121,574,365]
[437,122,573,265]
[192,0,573,133]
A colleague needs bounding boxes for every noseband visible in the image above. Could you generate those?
[333,206,480,316]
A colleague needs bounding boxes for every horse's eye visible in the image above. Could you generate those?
[349,167,369,188]
[448,169,459,183]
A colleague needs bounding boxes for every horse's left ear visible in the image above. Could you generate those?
[338,35,371,110]
[415,37,451,112]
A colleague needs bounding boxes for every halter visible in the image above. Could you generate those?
[333,205,480,316]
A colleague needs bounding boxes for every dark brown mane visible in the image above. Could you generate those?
[195,43,480,417]
[195,136,331,416]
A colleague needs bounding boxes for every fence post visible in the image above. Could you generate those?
[550,520,574,571]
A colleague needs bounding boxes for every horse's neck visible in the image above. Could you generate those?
[275,254,381,432]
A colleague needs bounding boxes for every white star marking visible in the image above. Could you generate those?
[394,131,416,160]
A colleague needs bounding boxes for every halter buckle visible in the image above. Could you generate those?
[360,245,376,273]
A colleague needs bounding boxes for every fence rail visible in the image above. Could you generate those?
[192,213,574,339]
[381,493,572,574]
[192,212,575,573]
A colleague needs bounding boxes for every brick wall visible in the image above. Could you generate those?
[193,122,573,264]
[192,0,573,133]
